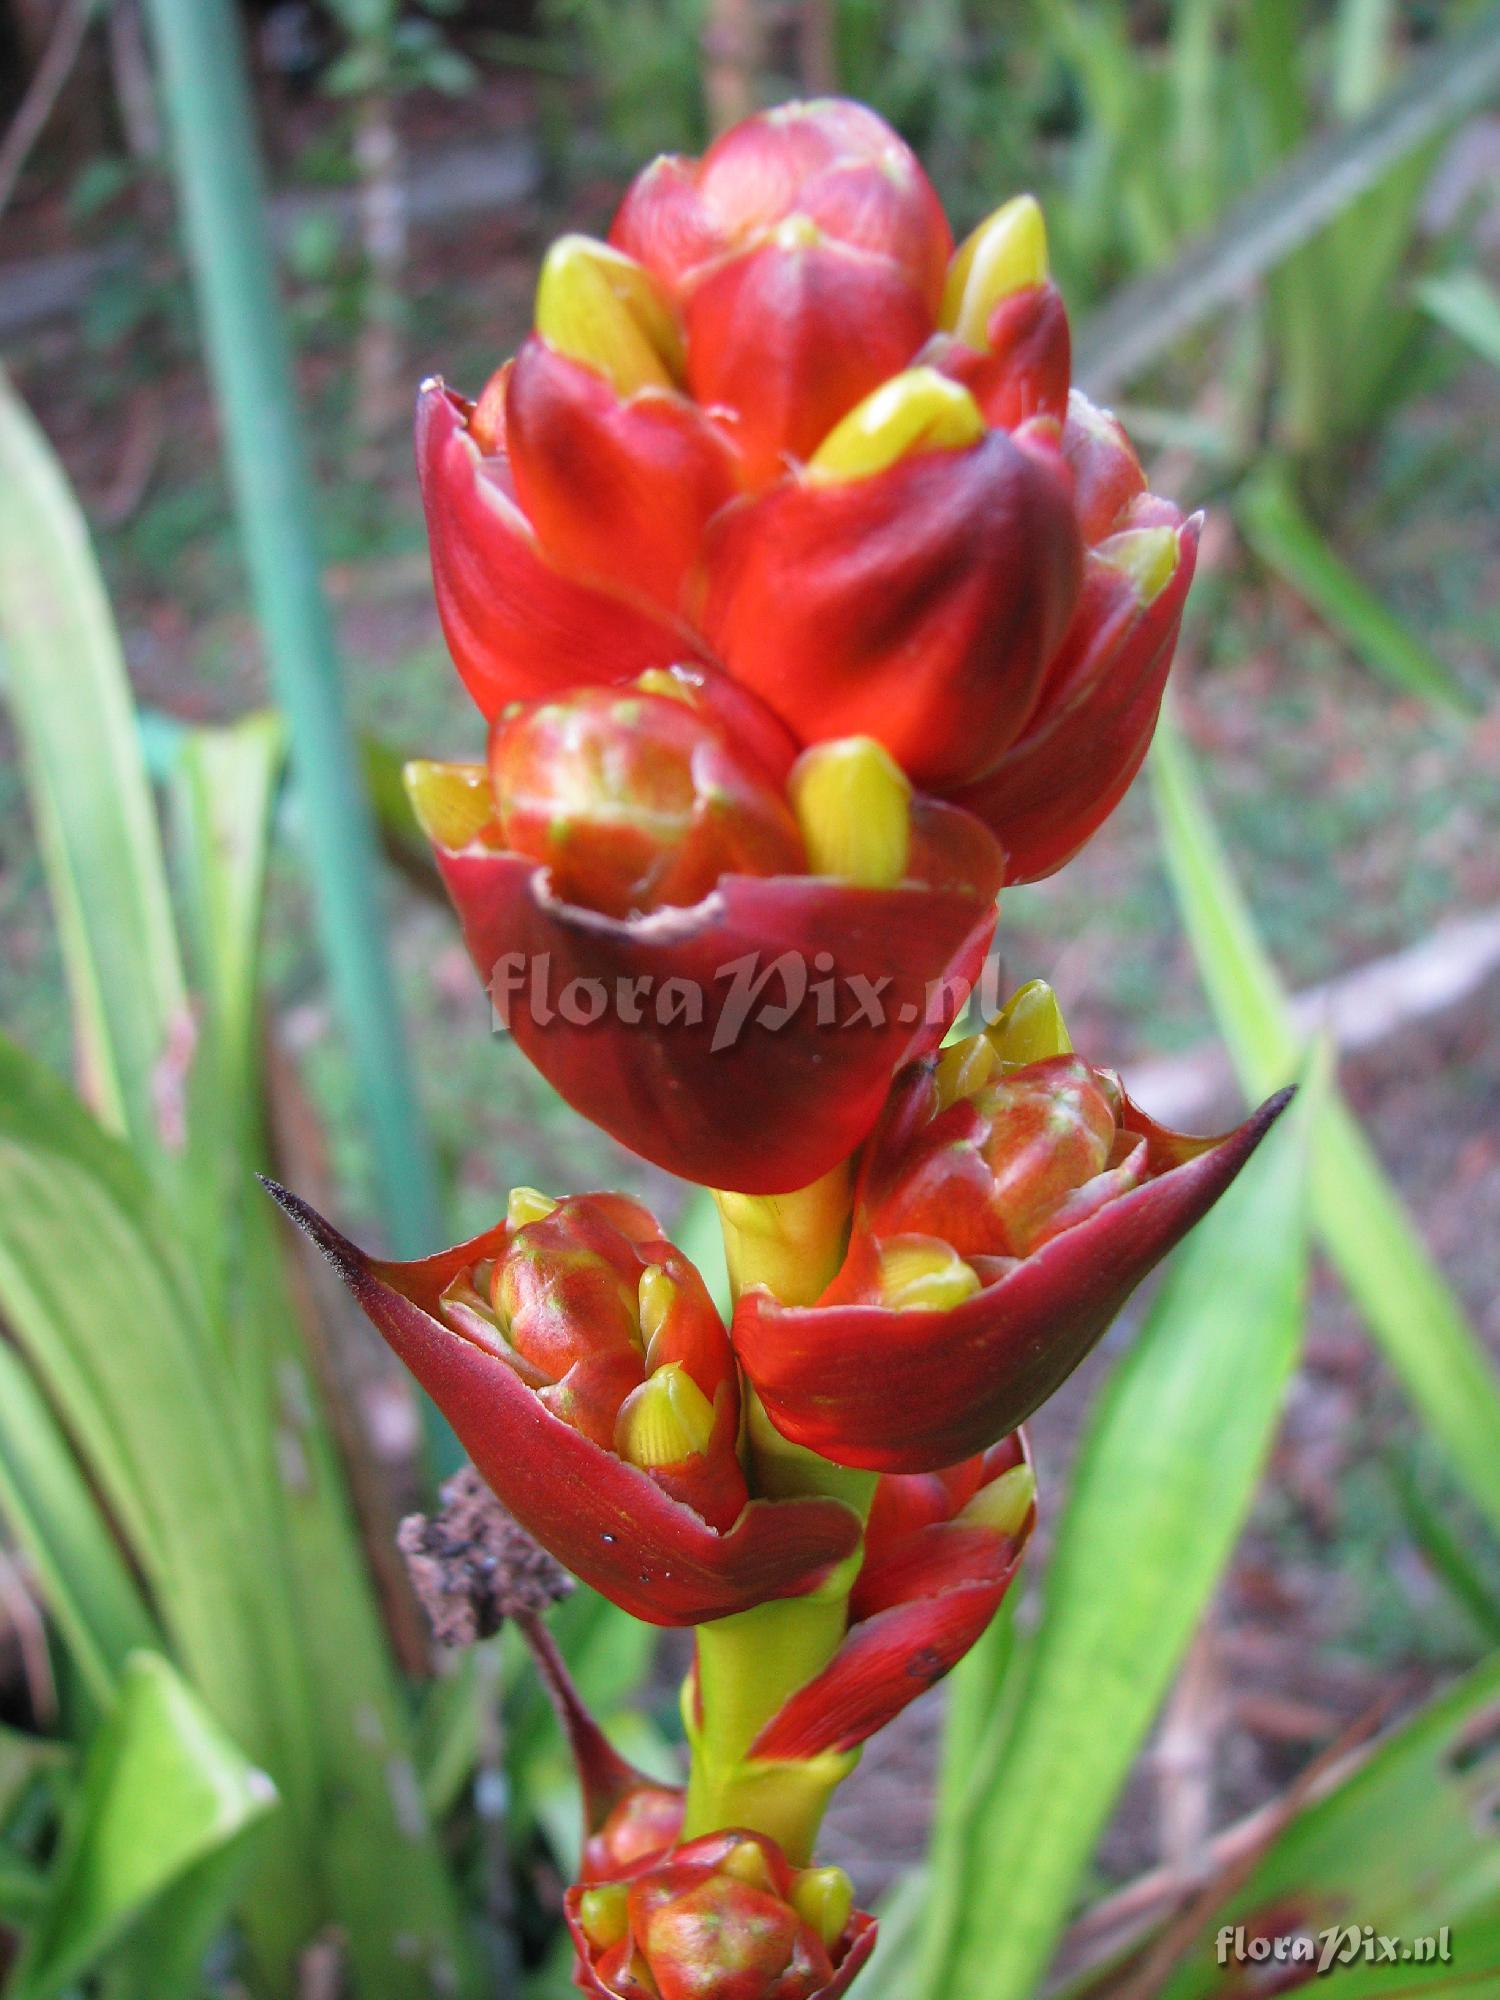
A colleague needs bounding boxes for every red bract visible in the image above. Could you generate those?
[264,1183,863,1623]
[488,685,806,920]
[701,418,1082,791]
[746,1437,1034,1761]
[417,98,1193,880]
[732,1032,1291,1471]
[410,737,1004,1195]
[566,1829,877,2000]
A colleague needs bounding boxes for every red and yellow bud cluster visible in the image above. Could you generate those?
[568,1829,875,2000]
[418,97,1196,894]
[488,685,806,920]
[267,92,1300,2000]
[439,1190,747,1532]
[734,983,1290,1471]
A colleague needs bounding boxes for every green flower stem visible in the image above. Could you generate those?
[682,1169,871,1861]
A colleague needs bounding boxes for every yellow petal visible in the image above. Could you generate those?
[403,760,493,850]
[1095,524,1181,605]
[505,1186,557,1230]
[790,1865,855,1948]
[987,979,1072,1065]
[957,1463,1036,1536]
[807,366,985,485]
[616,1362,715,1468]
[934,1033,999,1111]
[940,195,1049,346]
[876,1236,982,1313]
[535,234,684,396]
[790,737,912,888]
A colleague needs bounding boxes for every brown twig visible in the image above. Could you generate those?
[1093,1679,1416,2000]
[0,0,95,221]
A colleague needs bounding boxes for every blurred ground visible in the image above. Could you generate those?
[3,87,1499,1935]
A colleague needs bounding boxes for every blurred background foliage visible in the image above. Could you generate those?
[1,0,1499,1994]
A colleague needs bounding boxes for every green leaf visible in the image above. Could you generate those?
[1075,9,1500,391]
[1237,464,1475,712]
[919,1063,1319,2000]
[0,366,187,1161]
[0,1726,70,1831]
[1416,268,1500,371]
[0,1034,325,1975]
[1150,719,1500,1543]
[0,1341,160,1708]
[9,1653,276,2000]
[166,714,286,1320]
[1062,1652,1500,1996]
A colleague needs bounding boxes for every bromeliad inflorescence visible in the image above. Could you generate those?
[270,97,1287,1999]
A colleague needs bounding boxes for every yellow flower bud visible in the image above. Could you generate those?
[403,760,493,850]
[791,1865,855,1948]
[987,980,1072,1066]
[616,1362,716,1468]
[807,366,985,485]
[934,1033,999,1111]
[637,1264,677,1365]
[535,234,684,397]
[957,1463,1036,1537]
[577,1882,630,1951]
[790,737,911,889]
[506,1186,558,1230]
[940,194,1049,347]
[720,1840,779,1893]
[876,1237,982,1313]
[1096,524,1181,605]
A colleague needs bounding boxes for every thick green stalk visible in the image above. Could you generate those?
[135,0,447,1285]
[684,1174,871,1862]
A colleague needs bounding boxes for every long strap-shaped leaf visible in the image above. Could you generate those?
[1150,719,1500,1541]
[1057,1649,1500,1997]
[1075,10,1500,392]
[0,368,186,1161]
[916,1059,1320,2000]
[8,1653,277,2000]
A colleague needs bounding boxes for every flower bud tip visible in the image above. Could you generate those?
[1097,524,1180,605]
[958,1463,1036,1537]
[988,980,1072,1065]
[791,1865,854,1948]
[877,1237,982,1313]
[941,194,1049,346]
[790,736,911,888]
[934,1033,999,1111]
[577,1882,630,1951]
[808,366,985,484]
[535,234,683,397]
[403,760,493,850]
[720,1840,779,1893]
[506,1185,558,1230]
[616,1362,716,1468]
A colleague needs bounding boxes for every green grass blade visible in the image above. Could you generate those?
[1150,720,1500,1540]
[0,1034,324,1976]
[1237,464,1476,712]
[167,714,287,1326]
[1075,9,1500,391]
[1417,267,1500,370]
[0,1343,160,1709]
[0,367,187,1159]
[9,1654,276,2000]
[920,1069,1318,2000]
